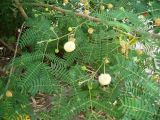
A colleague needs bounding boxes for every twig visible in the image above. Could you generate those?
[23,3,100,22]
[14,0,28,19]
[23,2,160,39]
[0,22,25,100]
[6,23,25,89]
[137,9,160,15]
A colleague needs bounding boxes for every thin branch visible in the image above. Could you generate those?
[23,2,160,39]
[136,9,160,15]
[0,22,25,100]
[23,3,100,22]
[6,23,25,89]
[14,0,28,19]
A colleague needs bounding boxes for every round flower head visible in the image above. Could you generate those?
[98,73,111,86]
[64,41,76,52]
[63,0,69,4]
[55,49,59,53]
[88,28,94,34]
[68,27,73,32]
[155,18,160,26]
[108,3,113,9]
[100,5,105,10]
[6,90,13,97]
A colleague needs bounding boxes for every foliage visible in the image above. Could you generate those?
[0,0,160,120]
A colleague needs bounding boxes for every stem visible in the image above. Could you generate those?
[104,63,106,74]
[23,3,100,22]
[22,2,160,39]
[14,0,28,19]
[0,22,25,100]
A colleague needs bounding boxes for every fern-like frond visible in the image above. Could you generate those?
[11,51,44,67]
[120,97,156,120]
[20,18,55,47]
[18,63,59,95]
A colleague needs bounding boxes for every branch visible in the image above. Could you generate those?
[23,3,100,22]
[14,0,28,19]
[6,23,25,89]
[23,3,160,39]
[0,22,25,100]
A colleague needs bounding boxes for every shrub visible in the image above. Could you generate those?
[0,0,160,119]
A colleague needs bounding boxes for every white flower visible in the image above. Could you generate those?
[98,73,111,86]
[64,41,76,52]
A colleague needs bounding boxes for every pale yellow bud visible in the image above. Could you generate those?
[108,3,113,9]
[68,27,73,32]
[136,49,143,56]
[63,0,69,4]
[55,49,59,53]
[6,90,13,97]
[100,5,105,10]
[155,18,160,27]
[88,28,94,34]
[84,9,90,15]
[104,58,110,64]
